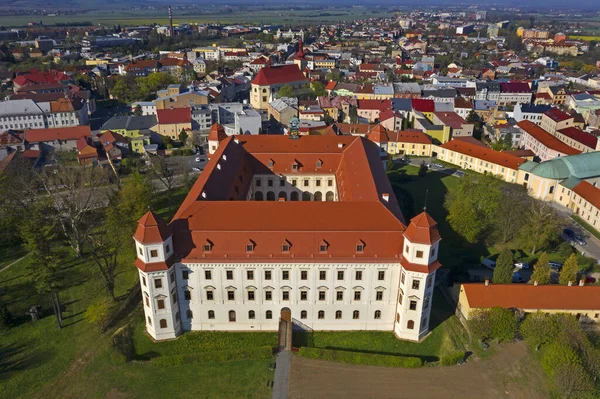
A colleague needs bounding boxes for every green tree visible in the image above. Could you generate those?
[445,174,502,243]
[542,341,581,376]
[467,309,492,341]
[489,307,517,342]
[133,104,143,116]
[493,248,514,284]
[519,199,562,254]
[552,363,594,399]
[311,81,326,97]
[178,129,189,144]
[162,135,173,149]
[349,105,358,124]
[559,253,579,285]
[492,184,528,244]
[531,252,551,285]
[520,312,559,350]
[278,85,294,98]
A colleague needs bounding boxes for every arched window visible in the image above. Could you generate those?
[314,191,323,201]
[248,310,255,319]
[159,319,167,328]
[208,310,215,319]
[300,310,307,319]
[374,310,381,319]
[318,310,325,319]
[266,191,275,201]
[229,310,236,322]
[290,191,299,201]
[407,320,414,330]
[254,191,263,201]
[266,310,272,319]
[335,310,342,319]
[326,191,334,201]
[147,316,152,326]
[302,191,312,201]
[278,191,287,201]
[353,310,360,319]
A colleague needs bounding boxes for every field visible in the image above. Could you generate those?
[0,7,392,27]
[568,35,600,41]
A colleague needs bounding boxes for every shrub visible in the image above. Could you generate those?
[84,299,113,332]
[468,309,492,341]
[489,307,517,342]
[298,347,422,368]
[541,341,581,377]
[149,346,273,366]
[520,312,558,350]
[552,363,595,398]
[440,351,465,366]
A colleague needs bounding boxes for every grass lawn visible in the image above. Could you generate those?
[0,240,28,270]
[293,290,468,364]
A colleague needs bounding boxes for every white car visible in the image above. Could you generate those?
[514,262,530,270]
[192,167,202,172]
[195,157,201,162]
[433,163,443,168]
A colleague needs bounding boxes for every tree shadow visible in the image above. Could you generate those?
[0,343,49,381]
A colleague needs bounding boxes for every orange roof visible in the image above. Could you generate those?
[207,123,227,141]
[517,120,581,156]
[462,284,600,311]
[440,139,526,170]
[25,126,91,143]
[403,212,441,245]
[133,211,171,244]
[367,124,389,143]
[325,81,337,91]
[388,130,432,145]
[572,181,600,210]
[133,256,174,272]
[251,64,308,86]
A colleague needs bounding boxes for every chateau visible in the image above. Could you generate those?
[133,127,442,341]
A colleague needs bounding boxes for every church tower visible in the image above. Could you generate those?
[133,211,181,340]
[293,39,307,71]
[394,211,442,341]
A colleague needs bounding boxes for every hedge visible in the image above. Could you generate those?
[440,351,465,366]
[149,345,273,366]
[298,347,422,368]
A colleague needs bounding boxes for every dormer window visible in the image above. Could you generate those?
[316,159,323,168]
[268,159,274,168]
[281,240,291,253]
[203,240,213,252]
[291,163,298,171]
[355,240,365,253]
[245,240,255,253]
[319,240,328,253]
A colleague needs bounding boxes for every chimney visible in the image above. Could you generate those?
[168,5,174,37]
[534,280,538,286]
[568,281,573,286]
[234,138,239,144]
[579,279,584,286]
[484,279,489,286]
[382,193,389,202]
[338,142,344,148]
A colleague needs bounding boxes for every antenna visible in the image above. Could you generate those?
[423,189,429,212]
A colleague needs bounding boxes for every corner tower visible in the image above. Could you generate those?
[394,211,442,341]
[133,211,181,340]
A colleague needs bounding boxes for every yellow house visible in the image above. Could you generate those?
[156,108,192,140]
[100,115,157,154]
[250,63,308,110]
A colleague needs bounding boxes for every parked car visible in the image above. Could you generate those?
[549,261,563,271]
[454,171,465,178]
[192,167,201,172]
[513,272,525,283]
[433,163,443,168]
[514,262,530,270]
[585,276,596,284]
[481,258,496,270]
[574,236,587,246]
[195,157,202,162]
[564,228,575,239]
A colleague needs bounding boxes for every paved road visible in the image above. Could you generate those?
[272,351,291,399]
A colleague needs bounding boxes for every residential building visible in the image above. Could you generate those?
[76,136,99,166]
[25,125,92,152]
[513,103,553,124]
[101,115,156,154]
[156,108,192,140]
[134,134,442,341]
[540,108,575,134]
[250,63,309,110]
[99,130,129,160]
[517,120,581,162]
[432,112,474,139]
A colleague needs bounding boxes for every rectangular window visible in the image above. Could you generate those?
[292,180,297,187]
[265,291,272,301]
[355,271,362,280]
[227,291,235,301]
[268,179,273,187]
[337,271,344,280]
[282,270,289,280]
[316,180,321,187]
[319,291,326,301]
[154,278,162,289]
[328,180,333,187]
[150,249,158,258]
[354,291,361,301]
[226,270,233,280]
[410,300,417,310]
[412,280,420,290]
[282,291,289,301]
[247,270,254,280]
[336,291,344,301]
[157,299,165,309]
[256,179,261,187]
[416,250,424,258]
[182,270,189,280]
[378,271,385,280]
[205,270,212,280]
[301,291,307,300]
[265,270,272,280]
[142,276,147,286]
[319,271,326,280]
[206,291,214,300]
[376,291,383,301]
[184,290,191,300]
[303,179,309,187]
[248,291,255,301]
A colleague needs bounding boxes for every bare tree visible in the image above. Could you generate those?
[40,163,108,257]
[519,199,563,254]
[148,155,177,208]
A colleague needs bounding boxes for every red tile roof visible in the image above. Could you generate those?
[544,108,573,123]
[25,126,91,143]
[251,64,308,86]
[367,124,389,143]
[13,70,70,88]
[157,108,191,125]
[357,99,392,111]
[500,82,531,93]
[572,181,600,210]
[411,98,435,113]
[557,127,598,149]
[462,284,600,311]
[440,139,526,170]
[133,211,171,245]
[403,212,441,245]
[207,123,227,142]
[433,112,467,129]
[517,120,581,156]
[388,130,433,145]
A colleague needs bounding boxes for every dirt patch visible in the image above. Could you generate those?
[288,341,549,399]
